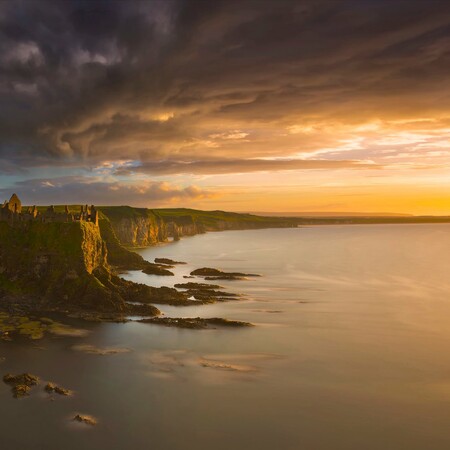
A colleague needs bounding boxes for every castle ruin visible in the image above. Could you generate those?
[0,194,99,226]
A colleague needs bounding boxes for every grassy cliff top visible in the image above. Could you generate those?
[27,205,297,226]
[26,205,450,225]
[152,208,297,227]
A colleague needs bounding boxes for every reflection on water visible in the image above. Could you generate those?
[1,224,450,449]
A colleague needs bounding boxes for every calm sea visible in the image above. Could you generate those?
[1,225,450,449]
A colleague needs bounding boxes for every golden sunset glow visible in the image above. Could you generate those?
[0,1,449,215]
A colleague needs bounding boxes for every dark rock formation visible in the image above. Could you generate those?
[155,258,186,265]
[138,316,253,329]
[190,267,261,280]
[174,282,223,290]
[142,263,174,276]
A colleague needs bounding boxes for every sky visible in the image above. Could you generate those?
[0,0,449,214]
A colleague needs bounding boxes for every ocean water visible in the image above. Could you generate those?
[1,224,450,449]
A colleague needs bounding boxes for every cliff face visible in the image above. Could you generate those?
[97,215,149,269]
[99,207,168,247]
[164,215,204,240]
[112,216,167,246]
[79,221,108,273]
[0,221,106,276]
[0,221,124,311]
[99,207,298,247]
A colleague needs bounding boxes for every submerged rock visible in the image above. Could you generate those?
[73,414,97,426]
[0,314,89,340]
[71,344,132,355]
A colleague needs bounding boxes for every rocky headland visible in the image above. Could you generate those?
[0,203,276,327]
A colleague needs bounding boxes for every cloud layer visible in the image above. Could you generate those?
[0,0,449,209]
[0,177,213,206]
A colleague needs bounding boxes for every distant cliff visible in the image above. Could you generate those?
[99,206,168,246]
[99,207,297,247]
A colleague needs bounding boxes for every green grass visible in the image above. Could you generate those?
[152,208,297,228]
[24,205,450,229]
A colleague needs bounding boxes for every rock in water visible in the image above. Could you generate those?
[12,384,31,398]
[154,258,187,265]
[138,317,254,329]
[73,414,97,426]
[3,373,40,398]
[190,267,261,280]
[3,373,39,386]
[44,382,72,396]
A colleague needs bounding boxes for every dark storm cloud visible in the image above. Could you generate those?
[0,0,449,174]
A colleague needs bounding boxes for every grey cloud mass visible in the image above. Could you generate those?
[0,0,449,193]
[0,0,450,207]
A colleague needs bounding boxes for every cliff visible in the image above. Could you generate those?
[99,206,167,246]
[0,221,159,315]
[0,221,109,309]
[0,206,299,316]
[99,207,297,247]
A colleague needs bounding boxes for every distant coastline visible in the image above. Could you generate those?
[245,211,413,217]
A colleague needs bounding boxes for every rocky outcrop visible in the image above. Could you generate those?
[112,216,166,246]
[0,221,164,315]
[99,207,167,247]
[138,317,253,329]
[99,207,298,248]
[0,221,114,310]
[164,216,204,240]
[190,267,261,280]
